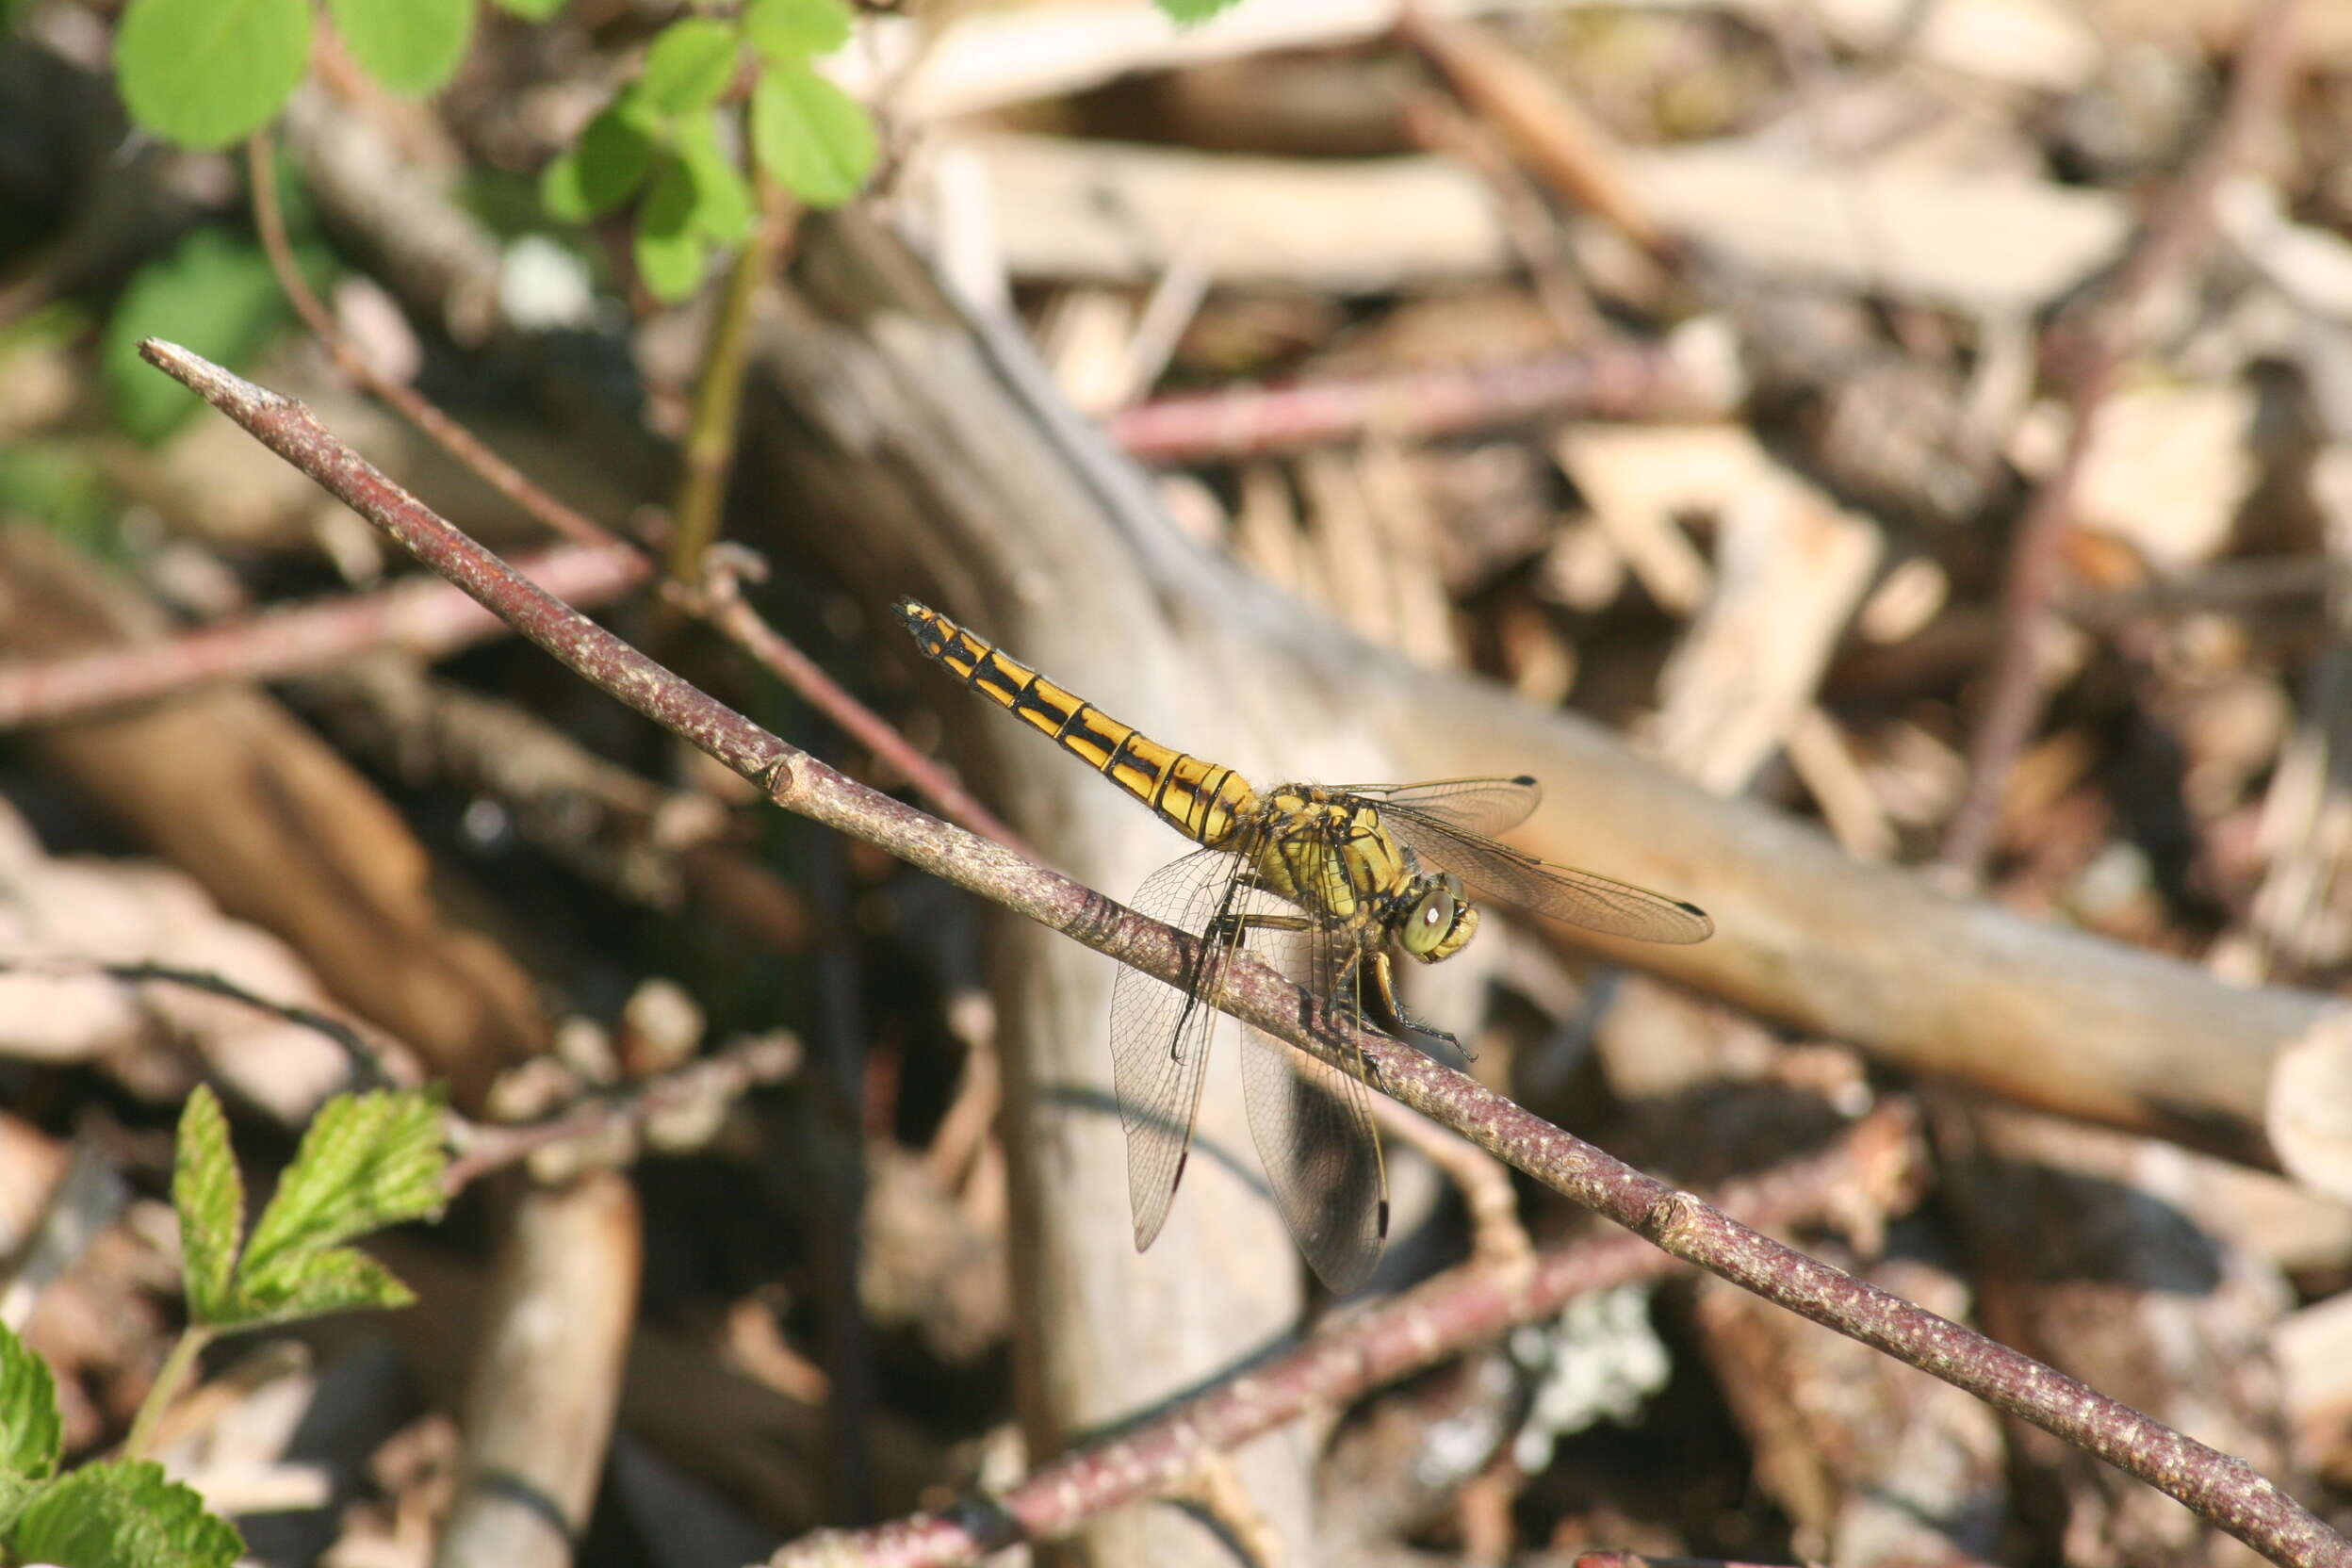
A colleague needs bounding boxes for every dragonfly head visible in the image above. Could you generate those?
[1399,873,1478,963]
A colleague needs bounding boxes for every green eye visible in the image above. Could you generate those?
[1400,881,1459,956]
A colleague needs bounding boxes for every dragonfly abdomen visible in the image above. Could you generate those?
[897,599,1259,846]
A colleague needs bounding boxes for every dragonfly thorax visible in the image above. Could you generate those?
[1242,786,1411,926]
[1240,786,1481,963]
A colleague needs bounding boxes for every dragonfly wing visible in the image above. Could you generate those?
[1109,846,1254,1254]
[1326,776,1543,839]
[1376,807,1714,945]
[1234,906,1387,1295]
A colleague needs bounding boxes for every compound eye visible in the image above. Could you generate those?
[1401,884,1458,956]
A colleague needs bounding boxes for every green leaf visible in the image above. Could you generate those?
[540,105,658,221]
[11,1460,244,1568]
[631,155,710,302]
[743,0,851,62]
[102,227,290,444]
[748,63,872,208]
[0,1471,42,1539]
[0,1321,60,1484]
[324,0,474,96]
[1155,0,1244,21]
[171,1086,245,1326]
[492,0,567,16]
[114,0,312,151]
[625,17,740,121]
[676,118,754,244]
[237,1089,448,1289]
[236,1247,416,1325]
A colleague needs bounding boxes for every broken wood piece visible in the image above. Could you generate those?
[929,132,1511,291]
[1625,143,2130,315]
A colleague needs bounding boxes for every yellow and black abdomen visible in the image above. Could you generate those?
[896,599,1258,847]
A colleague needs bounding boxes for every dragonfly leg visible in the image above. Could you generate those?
[1181,910,1319,1064]
[1203,910,1316,941]
[1365,950,1476,1062]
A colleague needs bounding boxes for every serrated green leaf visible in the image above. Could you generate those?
[170,1086,246,1325]
[324,0,473,95]
[540,105,657,221]
[237,1089,447,1291]
[625,18,740,121]
[234,1247,416,1326]
[492,0,567,16]
[632,155,710,302]
[0,1321,60,1483]
[102,227,291,444]
[743,0,851,62]
[114,0,312,151]
[0,1469,42,1538]
[748,63,872,209]
[11,1460,244,1568]
[676,118,754,244]
[1155,0,1244,22]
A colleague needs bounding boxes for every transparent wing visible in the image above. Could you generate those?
[1233,872,1388,1296]
[1373,805,1715,945]
[1324,776,1544,839]
[1108,846,1255,1255]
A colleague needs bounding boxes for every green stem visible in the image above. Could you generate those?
[663,188,796,586]
[123,1324,215,1462]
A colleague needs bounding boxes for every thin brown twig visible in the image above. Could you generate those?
[0,958,400,1089]
[442,1031,802,1194]
[673,547,1038,859]
[1400,89,1602,344]
[1936,0,2308,877]
[137,338,2352,1568]
[246,129,621,552]
[769,1103,1921,1568]
[1102,342,1729,465]
[1395,8,1674,262]
[0,543,644,730]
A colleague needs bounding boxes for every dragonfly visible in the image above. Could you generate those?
[897,598,1712,1292]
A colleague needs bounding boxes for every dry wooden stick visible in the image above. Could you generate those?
[1102,340,1732,464]
[0,958,400,1088]
[437,1170,639,1568]
[442,1032,803,1194]
[139,337,2352,1568]
[772,1103,1924,1568]
[1395,8,1674,261]
[0,543,643,729]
